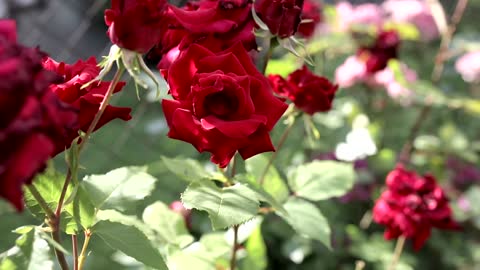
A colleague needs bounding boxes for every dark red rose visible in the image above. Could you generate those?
[0,20,78,210]
[162,43,288,167]
[269,66,338,115]
[254,0,304,38]
[151,0,256,69]
[104,0,168,53]
[373,165,460,250]
[357,30,400,73]
[42,57,132,154]
[297,0,322,38]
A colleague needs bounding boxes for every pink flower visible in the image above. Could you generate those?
[383,0,439,41]
[455,51,480,83]
[372,63,416,101]
[335,1,384,31]
[335,56,367,88]
[373,165,460,250]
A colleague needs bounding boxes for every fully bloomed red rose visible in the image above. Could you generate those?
[254,0,304,38]
[43,57,132,154]
[373,165,460,250]
[0,20,78,210]
[297,0,322,38]
[162,43,288,167]
[104,0,168,53]
[357,30,400,73]
[269,66,338,114]
[152,0,256,69]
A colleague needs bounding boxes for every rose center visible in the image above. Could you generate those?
[203,91,239,119]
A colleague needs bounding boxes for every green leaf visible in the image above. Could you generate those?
[234,174,288,215]
[23,168,95,234]
[142,201,194,247]
[161,156,222,182]
[245,155,289,203]
[181,180,260,230]
[277,197,331,249]
[241,225,267,270]
[0,228,54,270]
[82,166,157,211]
[288,161,355,201]
[93,210,168,270]
[62,186,96,234]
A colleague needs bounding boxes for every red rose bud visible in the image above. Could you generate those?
[269,66,338,115]
[105,0,168,53]
[152,0,256,69]
[297,0,322,38]
[43,57,132,154]
[162,43,288,168]
[0,20,78,210]
[254,0,304,38]
[357,30,400,73]
[373,165,460,250]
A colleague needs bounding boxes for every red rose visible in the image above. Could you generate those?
[297,0,322,38]
[254,0,304,38]
[43,57,132,154]
[269,66,338,115]
[357,30,400,73]
[151,0,256,69]
[373,165,460,250]
[104,0,168,53]
[0,20,78,210]
[162,43,288,167]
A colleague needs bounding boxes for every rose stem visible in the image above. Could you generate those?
[230,225,240,270]
[51,65,125,270]
[387,235,406,270]
[78,230,92,270]
[259,116,296,185]
[398,0,468,164]
[72,235,79,270]
[26,185,55,221]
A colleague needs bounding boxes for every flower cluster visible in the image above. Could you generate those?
[373,165,460,250]
[102,0,331,167]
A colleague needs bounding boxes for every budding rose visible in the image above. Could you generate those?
[269,66,338,115]
[104,0,168,53]
[0,20,78,210]
[43,57,132,154]
[254,0,304,38]
[162,43,288,167]
[373,165,460,250]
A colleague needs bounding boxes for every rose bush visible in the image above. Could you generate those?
[162,43,287,167]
